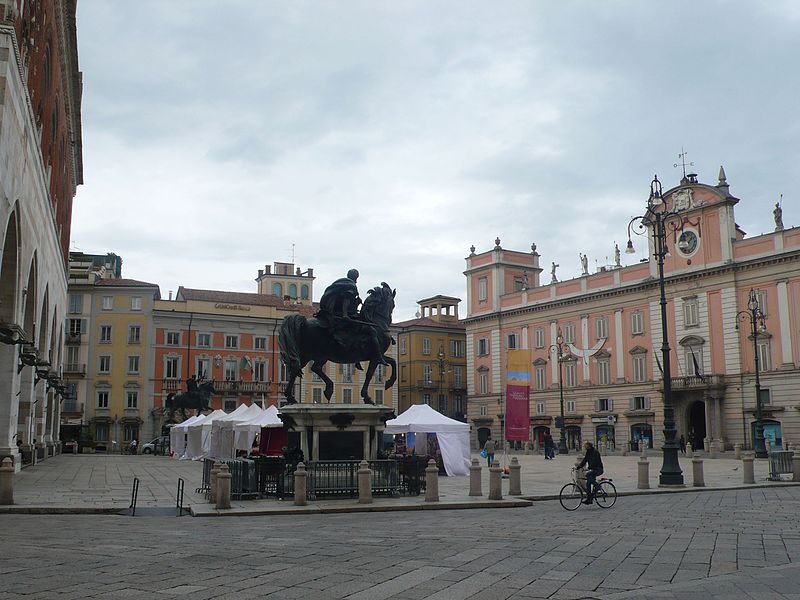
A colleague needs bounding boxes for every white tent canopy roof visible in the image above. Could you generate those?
[187,409,226,428]
[235,404,282,429]
[384,403,469,434]
[172,414,204,430]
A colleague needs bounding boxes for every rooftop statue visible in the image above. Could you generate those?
[279,270,397,405]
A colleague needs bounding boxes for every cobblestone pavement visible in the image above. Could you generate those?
[5,451,778,511]
[3,486,800,599]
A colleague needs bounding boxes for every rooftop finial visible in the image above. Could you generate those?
[469,245,476,256]
[674,148,694,184]
[494,237,501,249]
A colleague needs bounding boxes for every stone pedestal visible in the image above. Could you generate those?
[742,454,755,484]
[0,457,13,505]
[637,458,650,490]
[734,443,742,459]
[686,443,693,458]
[692,457,705,487]
[358,460,372,504]
[424,459,439,502]
[509,457,521,496]
[280,404,394,461]
[210,461,222,500]
[294,462,308,506]
[469,459,482,496]
[488,460,503,500]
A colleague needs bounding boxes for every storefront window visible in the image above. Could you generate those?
[595,425,615,449]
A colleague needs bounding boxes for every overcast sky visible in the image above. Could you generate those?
[72,1,800,321]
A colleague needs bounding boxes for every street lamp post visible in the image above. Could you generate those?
[626,174,685,486]
[736,289,768,458]
[549,328,569,455]
[437,346,447,416]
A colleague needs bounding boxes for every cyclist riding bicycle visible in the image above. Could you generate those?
[576,440,603,504]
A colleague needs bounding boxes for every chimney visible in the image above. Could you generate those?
[258,269,264,277]
[265,265,271,275]
[168,291,173,301]
[307,268,314,277]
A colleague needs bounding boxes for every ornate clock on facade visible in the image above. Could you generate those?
[677,230,698,255]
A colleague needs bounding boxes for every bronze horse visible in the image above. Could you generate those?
[165,381,215,420]
[279,282,397,404]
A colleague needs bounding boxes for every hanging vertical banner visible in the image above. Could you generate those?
[506,349,531,441]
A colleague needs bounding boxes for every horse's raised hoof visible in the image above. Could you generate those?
[363,397,375,405]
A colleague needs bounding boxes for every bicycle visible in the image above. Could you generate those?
[559,467,617,510]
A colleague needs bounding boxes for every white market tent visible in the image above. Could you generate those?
[209,403,265,459]
[185,409,226,460]
[384,404,471,476]
[169,414,204,459]
[234,404,283,452]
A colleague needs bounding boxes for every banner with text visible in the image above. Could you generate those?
[506,349,531,441]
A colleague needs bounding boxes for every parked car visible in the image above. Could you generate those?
[141,436,169,455]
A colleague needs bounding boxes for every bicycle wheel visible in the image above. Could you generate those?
[595,481,617,508]
[559,483,584,511]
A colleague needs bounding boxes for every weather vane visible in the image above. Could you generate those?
[673,148,694,179]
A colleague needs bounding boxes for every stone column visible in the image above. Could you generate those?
[469,458,482,496]
[300,427,310,462]
[742,454,755,484]
[686,442,693,458]
[358,460,372,504]
[714,396,723,452]
[294,462,308,506]
[215,464,231,509]
[311,428,319,461]
[362,429,370,461]
[792,454,800,483]
[509,457,521,496]
[425,459,439,502]
[637,457,650,489]
[0,457,13,505]
[488,460,503,500]
[692,457,705,487]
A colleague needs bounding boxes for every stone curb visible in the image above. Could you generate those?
[190,498,532,517]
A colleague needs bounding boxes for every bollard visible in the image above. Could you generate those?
[709,440,719,459]
[639,441,647,458]
[742,454,755,484]
[793,454,800,483]
[488,459,503,500]
[358,460,372,504]
[425,459,439,502]
[509,457,522,496]
[686,442,693,458]
[637,457,650,490]
[215,464,232,509]
[72,443,78,455]
[210,461,222,501]
[0,457,14,505]
[294,462,308,506]
[734,443,742,460]
[692,457,705,487]
[469,458,482,496]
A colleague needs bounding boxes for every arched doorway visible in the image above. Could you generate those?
[688,400,706,450]
[477,427,491,448]
[566,425,582,451]
[532,426,550,449]
[595,425,615,450]
[631,423,653,449]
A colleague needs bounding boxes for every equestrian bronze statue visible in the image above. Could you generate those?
[279,271,397,404]
[165,379,216,420]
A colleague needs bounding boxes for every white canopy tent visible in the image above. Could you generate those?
[169,414,204,459]
[384,404,471,476]
[209,403,264,459]
[233,405,283,452]
[185,410,226,460]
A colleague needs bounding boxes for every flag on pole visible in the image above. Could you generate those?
[239,356,253,373]
[690,348,706,382]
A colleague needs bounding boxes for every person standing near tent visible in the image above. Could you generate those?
[483,436,495,467]
[543,432,555,460]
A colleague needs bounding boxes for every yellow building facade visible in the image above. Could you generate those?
[395,296,467,419]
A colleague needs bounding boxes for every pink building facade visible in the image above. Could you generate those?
[464,169,799,454]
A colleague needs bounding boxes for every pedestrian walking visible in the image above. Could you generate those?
[679,435,686,454]
[483,437,495,467]
[543,432,555,460]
